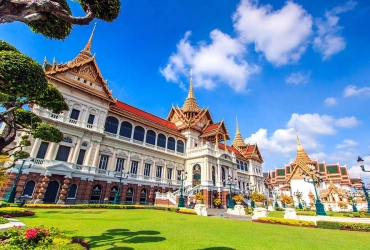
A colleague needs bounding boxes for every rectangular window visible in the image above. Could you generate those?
[87,114,95,125]
[144,164,151,176]
[55,145,71,162]
[36,142,49,159]
[76,149,86,165]
[167,168,172,180]
[156,166,162,178]
[99,155,109,170]
[130,161,138,174]
[70,109,80,120]
[115,158,125,172]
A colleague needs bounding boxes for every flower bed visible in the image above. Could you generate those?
[253,217,316,227]
[23,204,184,211]
[177,208,197,215]
[0,207,35,218]
[0,226,89,249]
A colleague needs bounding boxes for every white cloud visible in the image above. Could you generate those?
[313,1,357,60]
[160,30,260,92]
[343,85,370,97]
[233,0,313,66]
[245,113,360,157]
[286,72,310,84]
[324,97,336,106]
[334,116,360,128]
[309,152,327,161]
[336,139,358,148]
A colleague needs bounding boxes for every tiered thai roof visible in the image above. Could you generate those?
[43,23,115,103]
[231,116,247,148]
[182,68,200,113]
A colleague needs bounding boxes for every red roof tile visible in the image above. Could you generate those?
[246,145,254,152]
[204,123,219,131]
[218,143,241,155]
[114,101,178,130]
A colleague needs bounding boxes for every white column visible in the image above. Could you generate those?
[83,141,95,166]
[108,148,117,171]
[30,138,41,158]
[139,156,144,175]
[92,142,101,167]
[45,143,57,160]
[125,153,131,173]
[70,138,82,163]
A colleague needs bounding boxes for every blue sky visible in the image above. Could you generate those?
[1,0,370,178]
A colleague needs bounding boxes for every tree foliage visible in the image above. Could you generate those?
[0,40,68,156]
[0,0,121,39]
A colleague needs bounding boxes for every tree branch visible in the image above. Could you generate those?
[0,0,95,25]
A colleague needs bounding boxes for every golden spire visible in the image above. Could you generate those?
[182,66,200,113]
[294,128,312,164]
[84,22,97,53]
[232,115,246,148]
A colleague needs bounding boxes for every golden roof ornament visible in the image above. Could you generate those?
[232,115,246,148]
[182,66,200,113]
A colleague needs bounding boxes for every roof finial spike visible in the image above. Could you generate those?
[236,115,240,135]
[295,125,303,150]
[84,22,97,52]
[188,66,194,98]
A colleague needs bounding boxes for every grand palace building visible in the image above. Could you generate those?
[0,26,265,207]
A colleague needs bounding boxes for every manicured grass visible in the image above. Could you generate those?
[19,209,370,250]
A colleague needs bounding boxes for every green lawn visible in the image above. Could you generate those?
[18,209,370,250]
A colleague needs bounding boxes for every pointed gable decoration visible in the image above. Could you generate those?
[44,23,115,103]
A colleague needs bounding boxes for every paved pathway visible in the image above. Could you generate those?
[0,219,25,231]
[207,209,252,220]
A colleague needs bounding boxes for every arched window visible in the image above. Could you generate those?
[241,161,245,171]
[177,140,184,153]
[193,164,201,186]
[125,187,134,204]
[109,186,118,202]
[236,160,240,169]
[22,181,36,197]
[67,184,78,199]
[167,137,175,150]
[245,162,249,171]
[140,189,148,204]
[104,116,119,134]
[146,130,156,145]
[90,185,103,203]
[62,136,73,143]
[222,167,226,187]
[119,121,132,138]
[157,133,166,148]
[133,126,145,142]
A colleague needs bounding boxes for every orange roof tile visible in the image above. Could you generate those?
[218,143,241,156]
[204,123,219,131]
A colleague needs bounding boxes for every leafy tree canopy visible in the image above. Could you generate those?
[0,0,121,39]
[0,40,68,157]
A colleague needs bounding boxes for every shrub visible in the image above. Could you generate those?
[280,195,294,205]
[244,208,253,214]
[339,222,370,231]
[337,201,348,209]
[275,207,285,211]
[250,192,266,202]
[296,211,316,216]
[232,194,244,202]
[177,209,197,215]
[213,198,221,206]
[0,202,10,208]
[317,221,341,230]
[195,192,204,200]
[0,217,8,224]
[0,207,27,214]
[0,226,87,249]
[353,212,370,218]
[257,217,315,227]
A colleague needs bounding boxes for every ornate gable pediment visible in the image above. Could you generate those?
[132,154,141,160]
[116,151,128,158]
[100,148,113,155]
[47,163,73,172]
[156,160,164,166]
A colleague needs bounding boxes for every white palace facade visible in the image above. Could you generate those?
[1,27,264,207]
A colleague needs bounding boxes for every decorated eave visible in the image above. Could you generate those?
[218,143,240,156]
[242,144,263,163]
[43,23,115,104]
[200,120,230,142]
[111,101,185,139]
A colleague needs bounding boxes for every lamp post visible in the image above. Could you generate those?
[294,190,303,209]
[248,185,256,208]
[347,190,358,213]
[178,171,187,208]
[357,156,370,172]
[272,188,279,208]
[167,180,172,208]
[4,158,33,203]
[224,175,236,209]
[302,163,326,216]
[356,180,370,214]
[113,170,129,205]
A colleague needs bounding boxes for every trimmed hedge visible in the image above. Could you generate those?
[353,212,370,218]
[317,220,370,232]
[275,207,284,211]
[317,221,341,230]
[256,217,315,227]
